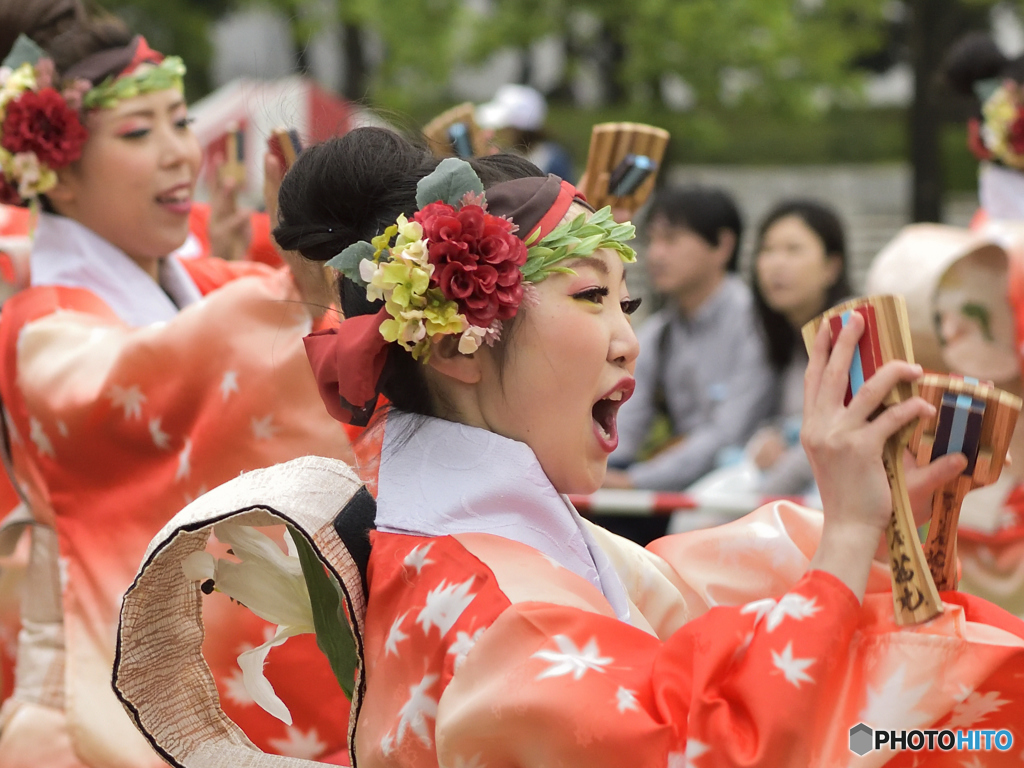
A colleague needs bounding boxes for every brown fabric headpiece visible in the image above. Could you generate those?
[486,174,592,241]
[64,35,163,86]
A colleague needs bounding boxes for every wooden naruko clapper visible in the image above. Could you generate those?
[422,103,490,160]
[910,374,1021,590]
[219,123,246,186]
[578,123,670,218]
[803,295,942,625]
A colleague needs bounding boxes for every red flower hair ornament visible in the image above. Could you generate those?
[304,158,638,425]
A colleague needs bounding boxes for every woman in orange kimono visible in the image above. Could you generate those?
[115,128,1024,767]
[0,6,354,766]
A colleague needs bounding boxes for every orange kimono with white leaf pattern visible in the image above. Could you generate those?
[0,253,354,767]
[344,414,1024,768]
[356,518,1024,768]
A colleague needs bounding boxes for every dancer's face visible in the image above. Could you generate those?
[474,224,641,494]
[934,249,1018,384]
[50,86,202,266]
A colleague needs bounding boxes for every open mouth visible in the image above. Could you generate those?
[592,379,635,452]
[155,185,193,213]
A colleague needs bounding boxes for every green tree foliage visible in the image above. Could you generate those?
[455,0,892,115]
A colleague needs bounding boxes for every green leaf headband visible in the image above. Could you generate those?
[327,158,637,289]
[81,55,186,111]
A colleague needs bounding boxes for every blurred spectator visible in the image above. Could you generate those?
[603,185,774,542]
[746,199,851,496]
[476,84,575,181]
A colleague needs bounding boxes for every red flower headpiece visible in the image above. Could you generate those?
[304,159,637,426]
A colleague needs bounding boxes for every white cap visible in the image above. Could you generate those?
[476,84,547,131]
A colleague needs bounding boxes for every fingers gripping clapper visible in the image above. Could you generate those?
[803,295,942,625]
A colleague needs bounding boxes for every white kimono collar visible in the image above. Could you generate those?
[30,213,203,327]
[979,162,1024,222]
[374,410,631,622]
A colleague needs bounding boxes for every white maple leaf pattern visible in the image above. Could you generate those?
[764,593,820,631]
[404,542,435,575]
[739,594,820,632]
[56,419,68,437]
[615,686,639,713]
[268,726,327,759]
[396,673,439,749]
[417,578,476,637]
[251,414,280,440]
[770,642,815,688]
[221,668,255,707]
[685,741,710,767]
[447,627,485,672]
[859,664,932,732]
[109,384,146,420]
[667,740,709,768]
[385,612,410,657]
[175,438,193,482]
[220,370,240,401]
[947,690,1009,729]
[740,598,776,625]
[380,731,395,758]
[148,417,171,449]
[29,417,54,458]
[533,635,613,680]
[959,758,986,768]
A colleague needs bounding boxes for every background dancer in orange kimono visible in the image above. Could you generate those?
[0,4,355,765]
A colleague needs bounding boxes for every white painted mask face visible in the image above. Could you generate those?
[934,248,1018,385]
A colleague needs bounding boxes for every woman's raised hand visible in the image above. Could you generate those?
[208,150,252,261]
[801,313,936,599]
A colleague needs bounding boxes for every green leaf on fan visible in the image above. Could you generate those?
[288,527,357,700]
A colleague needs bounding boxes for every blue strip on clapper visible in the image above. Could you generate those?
[842,311,866,395]
[946,394,974,455]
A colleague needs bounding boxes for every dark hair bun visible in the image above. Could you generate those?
[0,1,132,77]
[943,32,1011,96]
[0,0,79,63]
[274,128,435,263]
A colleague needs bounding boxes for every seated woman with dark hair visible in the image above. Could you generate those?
[747,199,853,497]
